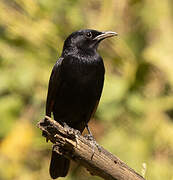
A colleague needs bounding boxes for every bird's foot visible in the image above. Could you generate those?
[63,122,80,135]
[62,122,81,147]
[85,124,101,157]
[63,122,72,131]
[84,134,101,151]
[84,134,101,159]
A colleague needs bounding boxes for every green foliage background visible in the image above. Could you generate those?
[0,0,173,179]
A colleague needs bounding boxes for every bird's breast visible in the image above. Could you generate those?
[62,57,104,85]
[59,57,104,102]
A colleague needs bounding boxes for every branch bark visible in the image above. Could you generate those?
[37,116,146,180]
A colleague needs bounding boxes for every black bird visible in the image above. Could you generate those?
[45,29,117,179]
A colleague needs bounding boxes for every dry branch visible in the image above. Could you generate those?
[37,116,145,180]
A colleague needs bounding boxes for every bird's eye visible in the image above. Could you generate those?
[86,32,92,38]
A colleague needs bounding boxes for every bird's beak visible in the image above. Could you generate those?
[93,31,118,41]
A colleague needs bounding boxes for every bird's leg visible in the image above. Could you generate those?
[85,124,101,157]
[62,122,72,131]
[86,124,94,139]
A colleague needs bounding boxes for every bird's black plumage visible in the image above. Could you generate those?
[45,29,117,179]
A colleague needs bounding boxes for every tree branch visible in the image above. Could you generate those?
[37,116,145,180]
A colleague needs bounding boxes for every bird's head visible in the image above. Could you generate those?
[62,29,118,56]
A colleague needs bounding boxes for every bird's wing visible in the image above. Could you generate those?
[86,78,104,124]
[46,58,63,117]
[90,100,99,118]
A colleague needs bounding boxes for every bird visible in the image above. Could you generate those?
[45,29,118,179]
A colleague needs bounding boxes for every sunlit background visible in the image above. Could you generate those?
[0,0,173,180]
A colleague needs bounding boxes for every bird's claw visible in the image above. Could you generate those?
[63,122,80,135]
[62,122,81,147]
[84,134,101,159]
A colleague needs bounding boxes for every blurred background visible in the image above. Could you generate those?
[0,0,173,180]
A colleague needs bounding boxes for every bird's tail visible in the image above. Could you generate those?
[49,148,70,179]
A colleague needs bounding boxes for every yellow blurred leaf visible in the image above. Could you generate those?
[0,120,34,161]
